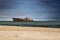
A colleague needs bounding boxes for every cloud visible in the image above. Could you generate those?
[40,0,60,15]
[40,0,60,8]
[0,0,21,9]
[0,0,60,21]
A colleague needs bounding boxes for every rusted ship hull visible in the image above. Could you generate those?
[13,18,33,22]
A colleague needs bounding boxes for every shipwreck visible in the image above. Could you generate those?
[13,17,33,22]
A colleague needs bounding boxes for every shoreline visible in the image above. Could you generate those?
[0,25,60,32]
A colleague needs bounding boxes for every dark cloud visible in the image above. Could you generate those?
[40,0,60,8]
[40,0,60,21]
[0,0,10,9]
[40,0,60,12]
[0,0,21,9]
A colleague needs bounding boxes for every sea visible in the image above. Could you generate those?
[0,21,60,28]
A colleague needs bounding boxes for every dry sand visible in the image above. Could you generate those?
[0,25,60,40]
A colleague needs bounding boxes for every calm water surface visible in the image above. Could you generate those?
[0,21,60,28]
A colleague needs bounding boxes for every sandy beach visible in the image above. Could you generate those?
[0,25,60,40]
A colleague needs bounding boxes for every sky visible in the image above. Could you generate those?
[0,0,60,21]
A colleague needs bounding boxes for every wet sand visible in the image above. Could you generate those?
[0,25,60,40]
